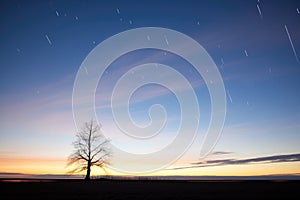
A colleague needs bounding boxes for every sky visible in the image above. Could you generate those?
[0,0,300,177]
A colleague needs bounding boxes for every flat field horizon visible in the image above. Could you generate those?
[1,178,300,199]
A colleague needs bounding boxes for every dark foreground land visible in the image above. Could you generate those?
[0,179,299,199]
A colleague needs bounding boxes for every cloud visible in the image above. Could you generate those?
[211,151,233,155]
[91,49,208,111]
[169,152,300,170]
[0,73,77,136]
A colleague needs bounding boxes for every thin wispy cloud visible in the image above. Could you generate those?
[168,153,300,170]
[211,151,233,155]
[91,49,208,110]
[0,74,76,136]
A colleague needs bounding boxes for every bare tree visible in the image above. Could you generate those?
[67,120,111,180]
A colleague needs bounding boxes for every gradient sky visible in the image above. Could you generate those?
[0,0,300,177]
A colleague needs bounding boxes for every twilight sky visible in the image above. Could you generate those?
[0,0,300,177]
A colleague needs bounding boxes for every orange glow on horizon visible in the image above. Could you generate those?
[1,156,299,177]
[0,156,67,175]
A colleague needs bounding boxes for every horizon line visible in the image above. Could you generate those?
[1,172,300,180]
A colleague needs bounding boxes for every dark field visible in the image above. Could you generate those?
[0,179,299,199]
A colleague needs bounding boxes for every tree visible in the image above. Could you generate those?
[67,120,111,180]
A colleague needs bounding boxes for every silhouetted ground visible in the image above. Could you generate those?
[0,179,299,199]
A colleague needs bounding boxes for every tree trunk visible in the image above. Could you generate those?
[85,161,91,180]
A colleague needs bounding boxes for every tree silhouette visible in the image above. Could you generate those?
[67,120,111,180]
